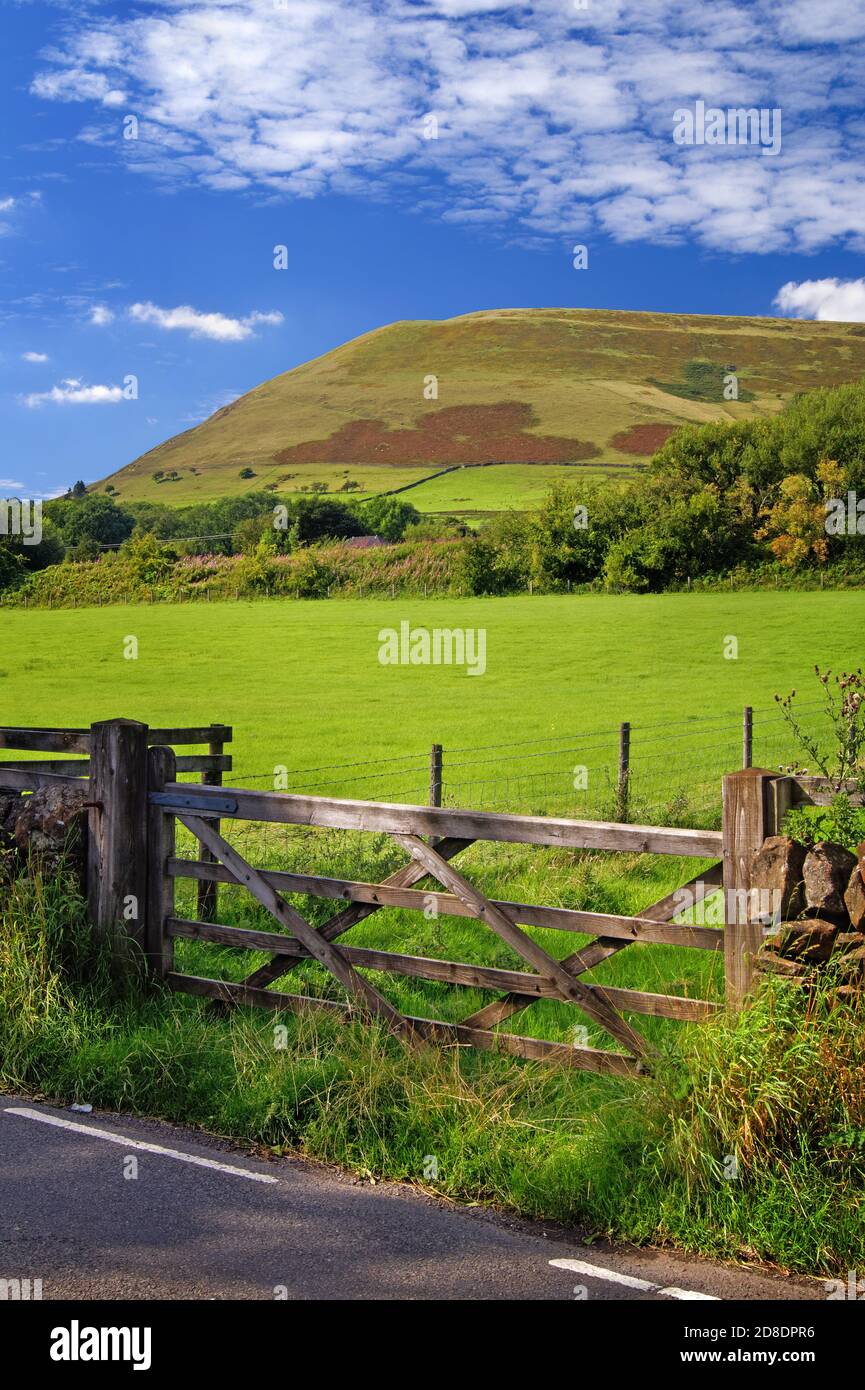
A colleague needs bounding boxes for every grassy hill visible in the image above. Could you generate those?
[98,307,865,511]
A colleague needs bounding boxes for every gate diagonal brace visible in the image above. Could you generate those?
[243,836,475,991]
[461,937,631,1030]
[177,814,415,1045]
[391,833,653,1060]
[460,869,720,1031]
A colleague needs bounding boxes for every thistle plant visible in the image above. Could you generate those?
[775,665,865,792]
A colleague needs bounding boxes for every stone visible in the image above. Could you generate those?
[761,917,841,964]
[749,836,806,922]
[12,783,89,886]
[756,949,807,979]
[832,943,865,980]
[834,931,865,950]
[802,842,858,916]
[844,866,865,930]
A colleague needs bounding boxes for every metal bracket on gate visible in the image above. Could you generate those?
[150,792,238,817]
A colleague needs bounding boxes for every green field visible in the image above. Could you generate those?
[390,461,640,517]
[3,591,862,780]
[111,460,640,515]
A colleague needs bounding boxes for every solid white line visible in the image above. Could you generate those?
[3,1107,279,1184]
[657,1286,719,1301]
[550,1258,655,1292]
[549,1258,720,1300]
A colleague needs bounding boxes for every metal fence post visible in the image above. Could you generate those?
[742,706,753,768]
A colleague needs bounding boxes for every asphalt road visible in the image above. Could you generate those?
[0,1095,821,1301]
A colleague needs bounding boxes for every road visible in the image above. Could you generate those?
[0,1095,820,1301]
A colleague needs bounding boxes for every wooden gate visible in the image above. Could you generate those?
[5,719,798,1070]
[147,746,727,1074]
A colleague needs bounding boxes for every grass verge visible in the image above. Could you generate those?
[1,860,862,1278]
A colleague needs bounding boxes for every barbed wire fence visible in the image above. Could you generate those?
[174,698,833,918]
[219,699,830,834]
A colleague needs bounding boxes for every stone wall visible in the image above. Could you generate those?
[0,784,89,893]
[753,835,865,997]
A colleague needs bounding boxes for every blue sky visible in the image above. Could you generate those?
[2,0,865,498]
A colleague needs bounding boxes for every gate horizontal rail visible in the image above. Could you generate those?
[158,780,723,857]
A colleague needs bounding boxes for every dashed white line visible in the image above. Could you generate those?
[3,1107,279,1184]
[549,1257,720,1300]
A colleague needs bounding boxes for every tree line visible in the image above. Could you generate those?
[3,376,865,599]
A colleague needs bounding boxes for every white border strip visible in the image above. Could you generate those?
[4,1107,279,1184]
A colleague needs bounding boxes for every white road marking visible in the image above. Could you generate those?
[550,1257,720,1300]
[4,1107,279,1184]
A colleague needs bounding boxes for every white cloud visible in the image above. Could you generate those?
[0,198,15,212]
[774,278,865,322]
[23,380,126,407]
[89,304,114,325]
[128,301,284,341]
[22,351,49,362]
[24,0,865,254]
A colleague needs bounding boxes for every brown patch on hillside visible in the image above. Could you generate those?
[274,403,600,467]
[610,423,679,455]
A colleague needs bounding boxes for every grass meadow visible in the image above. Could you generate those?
[2,589,864,1274]
[2,590,863,782]
[384,461,639,516]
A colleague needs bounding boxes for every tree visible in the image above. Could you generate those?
[757,459,846,567]
[120,532,177,583]
[355,496,419,541]
[458,511,531,594]
[0,541,23,593]
[530,480,645,589]
[288,496,371,544]
[52,494,134,549]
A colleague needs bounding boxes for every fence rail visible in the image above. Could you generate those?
[0,721,232,922]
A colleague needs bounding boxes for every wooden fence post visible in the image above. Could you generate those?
[722,767,779,1009]
[146,744,176,981]
[429,743,443,809]
[87,719,149,975]
[742,706,753,768]
[429,743,443,848]
[198,724,229,923]
[617,721,631,821]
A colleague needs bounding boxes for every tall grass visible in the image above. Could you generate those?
[1,861,862,1276]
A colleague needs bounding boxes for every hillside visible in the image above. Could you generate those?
[97,307,865,511]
